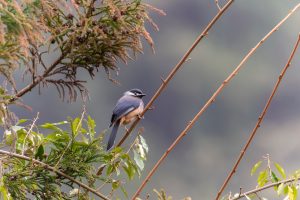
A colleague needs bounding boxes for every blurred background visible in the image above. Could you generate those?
[12,0,300,199]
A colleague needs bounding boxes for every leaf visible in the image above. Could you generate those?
[251,161,262,176]
[87,115,96,136]
[288,185,297,200]
[112,180,120,190]
[0,185,11,200]
[277,183,285,195]
[133,149,144,171]
[271,171,279,182]
[122,163,135,180]
[71,117,81,136]
[137,144,146,160]
[35,144,44,160]
[120,185,128,198]
[40,123,63,133]
[275,162,286,179]
[257,169,268,187]
[139,135,148,153]
[17,119,28,125]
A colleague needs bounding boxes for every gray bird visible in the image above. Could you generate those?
[107,89,146,150]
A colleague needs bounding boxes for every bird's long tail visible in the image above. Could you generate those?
[107,120,120,151]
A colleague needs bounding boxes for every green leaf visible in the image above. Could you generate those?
[277,183,285,195]
[251,161,262,176]
[17,119,28,125]
[139,135,148,153]
[133,149,144,170]
[40,123,63,133]
[45,131,69,143]
[257,169,268,187]
[35,144,44,160]
[0,185,11,200]
[271,171,279,183]
[112,180,120,190]
[275,162,286,179]
[120,185,128,198]
[71,117,81,137]
[288,185,297,200]
[87,115,96,137]
[122,163,135,180]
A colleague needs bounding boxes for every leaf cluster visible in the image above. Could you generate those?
[225,156,300,200]
[0,115,148,199]
[0,0,164,102]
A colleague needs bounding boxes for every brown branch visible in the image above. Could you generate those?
[0,150,110,200]
[116,0,235,148]
[131,4,300,200]
[231,177,300,200]
[9,53,66,103]
[215,31,300,199]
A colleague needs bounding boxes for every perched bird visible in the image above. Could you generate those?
[107,89,146,150]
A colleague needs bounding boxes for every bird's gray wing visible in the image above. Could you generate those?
[110,96,141,125]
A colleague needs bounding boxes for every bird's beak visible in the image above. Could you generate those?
[139,93,146,97]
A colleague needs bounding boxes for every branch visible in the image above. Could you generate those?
[9,53,66,103]
[215,31,300,200]
[0,150,110,200]
[117,0,235,148]
[132,3,300,200]
[230,177,300,200]
[215,0,222,11]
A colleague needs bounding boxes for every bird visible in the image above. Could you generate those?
[106,89,146,150]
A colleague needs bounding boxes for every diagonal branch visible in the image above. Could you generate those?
[117,0,235,148]
[231,177,300,200]
[215,33,300,200]
[0,150,110,200]
[131,3,300,200]
[9,53,66,103]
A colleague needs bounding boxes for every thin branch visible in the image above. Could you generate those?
[0,150,110,200]
[230,177,300,200]
[215,0,222,11]
[117,0,235,148]
[9,53,66,103]
[21,112,39,155]
[216,32,300,200]
[131,4,300,200]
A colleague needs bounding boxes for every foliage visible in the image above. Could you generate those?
[0,0,164,103]
[0,114,148,199]
[224,155,300,200]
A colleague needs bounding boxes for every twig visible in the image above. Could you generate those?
[9,53,66,103]
[215,33,300,200]
[215,0,222,11]
[117,0,235,148]
[132,4,300,200]
[230,177,300,200]
[0,150,110,200]
[21,112,39,155]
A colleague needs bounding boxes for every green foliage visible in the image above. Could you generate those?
[0,0,164,102]
[228,156,300,200]
[153,189,172,200]
[0,114,148,199]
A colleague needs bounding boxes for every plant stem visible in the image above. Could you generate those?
[132,3,300,200]
[0,150,110,200]
[231,177,300,200]
[117,0,235,148]
[130,1,235,199]
[215,22,300,200]
[9,53,66,102]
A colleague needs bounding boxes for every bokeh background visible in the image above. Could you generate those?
[12,0,300,199]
